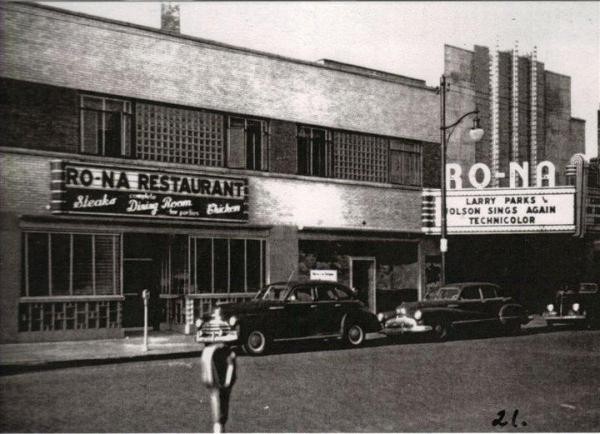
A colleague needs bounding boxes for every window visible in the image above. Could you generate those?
[23,232,121,297]
[227,117,268,170]
[332,285,352,300]
[389,139,422,186]
[80,95,131,157]
[316,284,338,301]
[298,126,333,177]
[334,132,389,182]
[460,286,481,300]
[480,285,498,299]
[190,237,266,293]
[292,285,314,302]
[135,103,225,166]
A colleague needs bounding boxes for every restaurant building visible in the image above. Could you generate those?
[0,3,442,342]
[0,4,591,342]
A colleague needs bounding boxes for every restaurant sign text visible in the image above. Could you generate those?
[51,161,248,221]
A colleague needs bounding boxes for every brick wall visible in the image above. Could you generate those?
[444,45,582,187]
[1,149,424,340]
[0,153,54,341]
[569,118,586,155]
[473,46,491,167]
[535,63,546,161]
[443,46,478,168]
[269,120,298,174]
[1,150,423,231]
[0,78,79,152]
[517,56,531,164]
[422,141,441,188]
[0,3,439,143]
[544,71,576,183]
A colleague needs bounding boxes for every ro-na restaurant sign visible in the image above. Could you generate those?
[51,160,248,221]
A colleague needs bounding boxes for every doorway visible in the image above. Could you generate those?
[123,234,165,329]
[349,257,376,313]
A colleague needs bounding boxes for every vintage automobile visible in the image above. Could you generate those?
[543,282,600,329]
[378,282,530,341]
[195,280,381,355]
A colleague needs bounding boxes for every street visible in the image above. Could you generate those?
[1,328,599,432]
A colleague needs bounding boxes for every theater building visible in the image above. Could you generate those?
[426,44,590,308]
[0,3,442,342]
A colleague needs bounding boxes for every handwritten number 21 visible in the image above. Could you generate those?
[492,409,527,427]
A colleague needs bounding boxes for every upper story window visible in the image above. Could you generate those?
[80,95,131,157]
[297,126,333,177]
[135,103,225,166]
[389,139,422,186]
[227,116,268,171]
[334,132,389,183]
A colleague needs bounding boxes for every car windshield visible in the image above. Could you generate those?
[255,284,289,301]
[437,287,461,300]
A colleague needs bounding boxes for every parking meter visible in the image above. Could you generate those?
[141,290,150,351]
[200,344,236,433]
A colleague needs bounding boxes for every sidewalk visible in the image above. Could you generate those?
[0,316,549,374]
[0,331,205,374]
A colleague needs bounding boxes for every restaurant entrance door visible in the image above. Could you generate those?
[122,234,165,329]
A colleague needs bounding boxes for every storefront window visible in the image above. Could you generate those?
[73,234,93,295]
[159,235,189,295]
[298,240,419,290]
[23,232,121,297]
[190,237,266,293]
[50,233,70,295]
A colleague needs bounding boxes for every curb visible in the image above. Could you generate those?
[0,349,205,376]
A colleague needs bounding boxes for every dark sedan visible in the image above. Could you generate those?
[195,280,381,355]
[543,282,600,328]
[378,282,530,341]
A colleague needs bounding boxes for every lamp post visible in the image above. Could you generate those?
[439,74,484,286]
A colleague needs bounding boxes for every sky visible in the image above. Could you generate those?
[44,1,600,157]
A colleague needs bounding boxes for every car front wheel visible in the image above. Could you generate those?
[431,322,449,341]
[242,329,269,356]
[344,323,366,347]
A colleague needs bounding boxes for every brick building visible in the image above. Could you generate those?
[439,44,590,306]
[0,3,443,342]
[0,3,590,342]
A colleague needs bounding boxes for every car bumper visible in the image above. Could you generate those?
[543,314,586,324]
[380,317,433,335]
[195,330,239,344]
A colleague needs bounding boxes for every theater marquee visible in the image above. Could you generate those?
[422,187,576,234]
[50,160,248,221]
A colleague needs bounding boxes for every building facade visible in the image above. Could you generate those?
[437,44,590,306]
[443,44,585,185]
[0,3,442,342]
[0,4,592,343]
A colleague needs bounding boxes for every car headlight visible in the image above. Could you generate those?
[572,303,580,312]
[228,316,238,327]
[377,313,385,322]
[546,304,554,312]
[195,318,203,328]
[396,307,407,316]
[413,310,422,320]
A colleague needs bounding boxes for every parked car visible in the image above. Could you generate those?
[543,282,600,329]
[378,282,530,341]
[195,280,381,355]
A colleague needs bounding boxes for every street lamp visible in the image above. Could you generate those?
[439,74,484,286]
